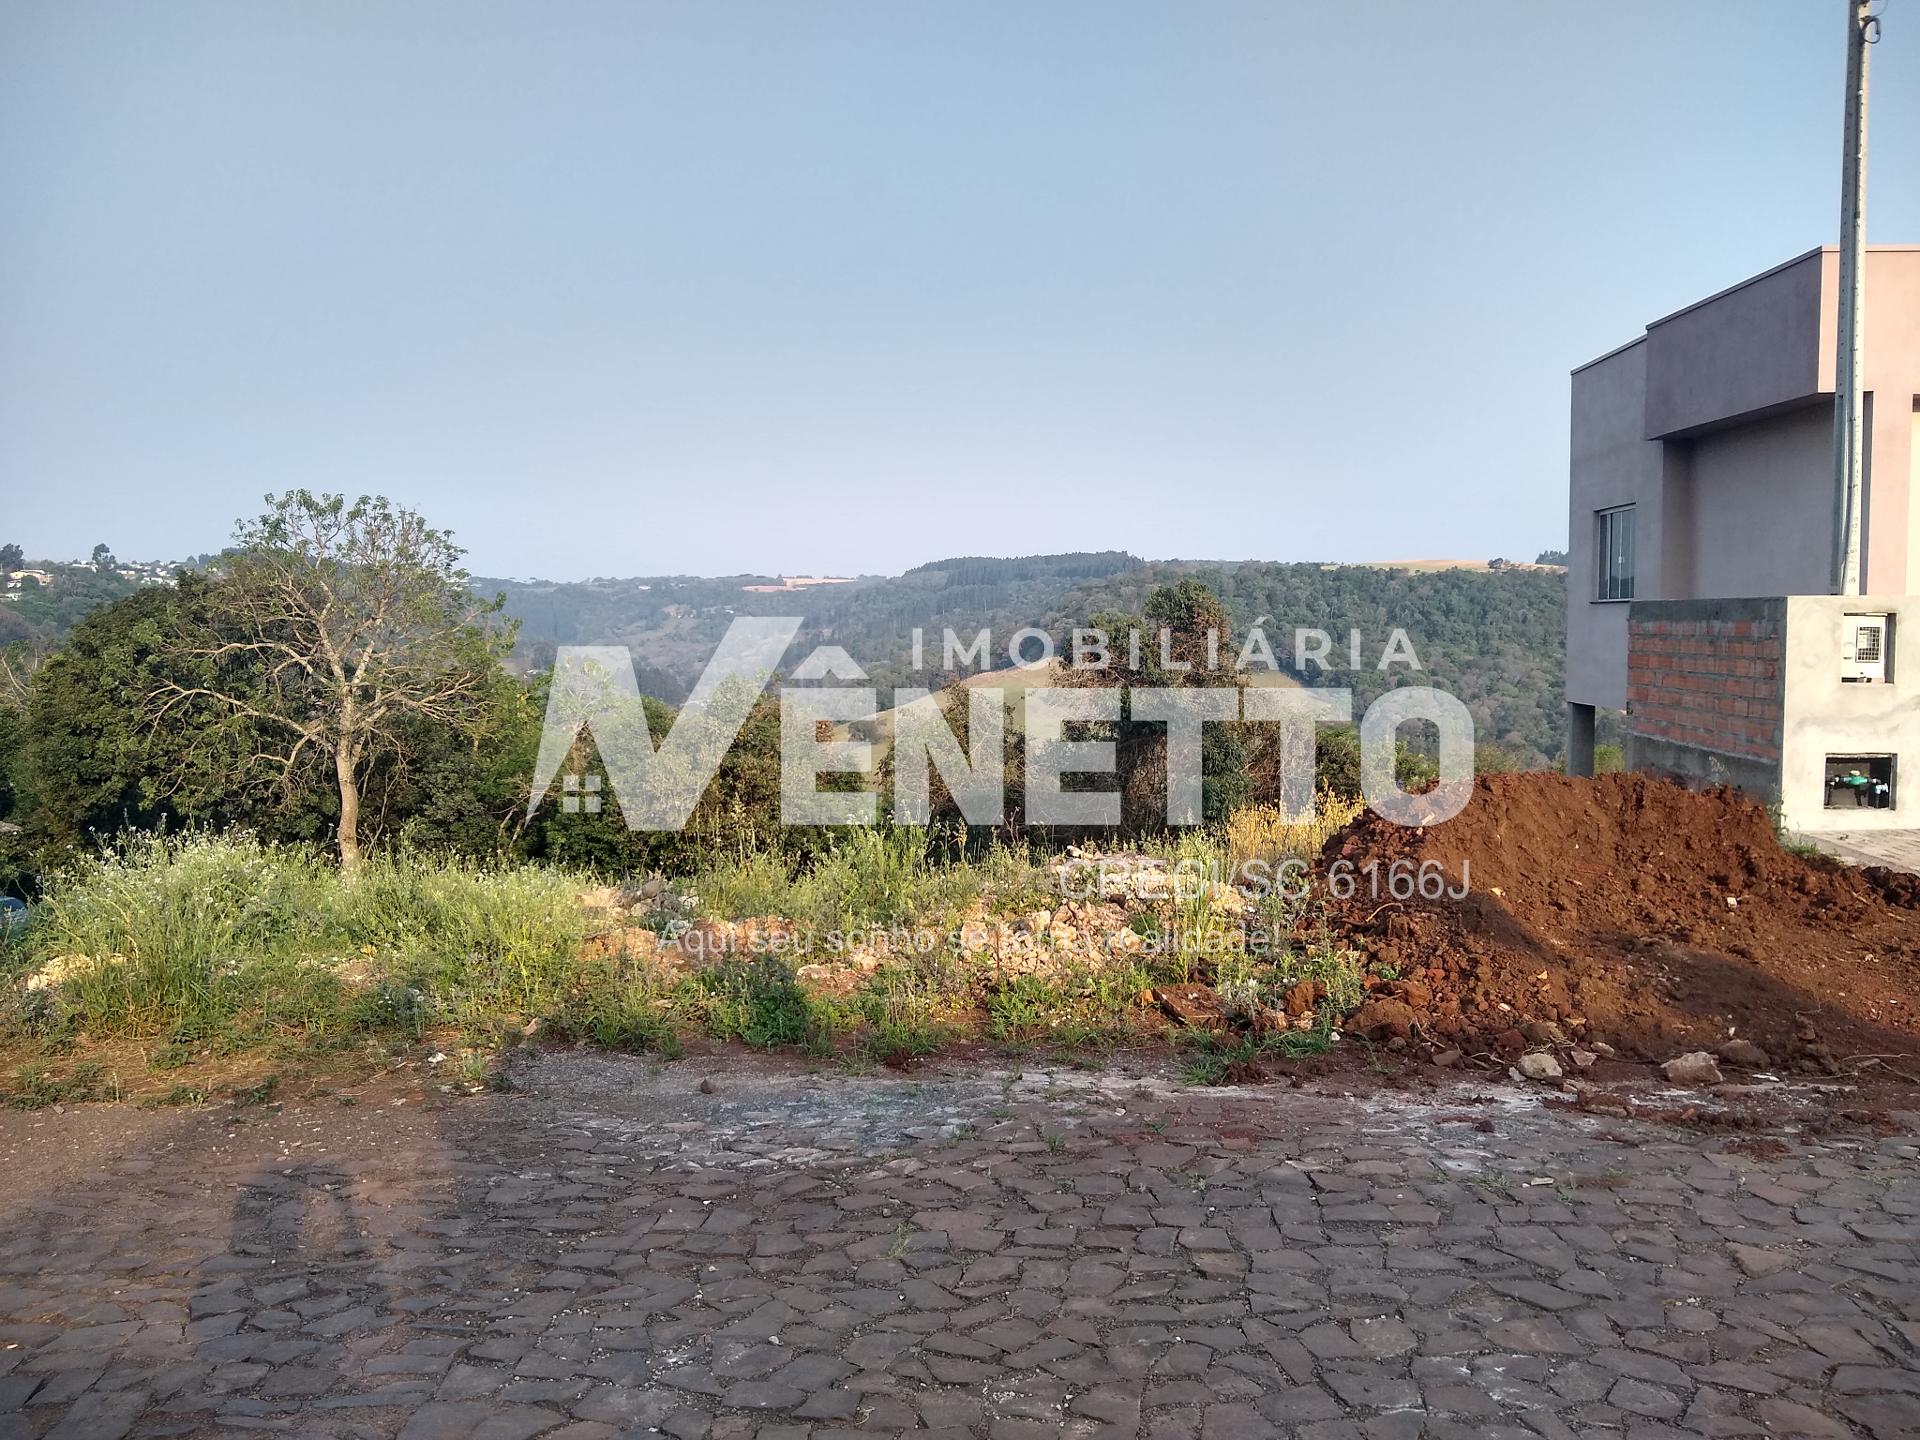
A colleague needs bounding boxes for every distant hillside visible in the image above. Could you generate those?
[1048,561,1566,764]
[482,553,1139,680]
[483,553,1568,764]
[0,563,144,650]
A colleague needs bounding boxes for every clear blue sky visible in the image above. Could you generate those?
[3,1,1916,580]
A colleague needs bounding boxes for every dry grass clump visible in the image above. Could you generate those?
[1224,793,1364,867]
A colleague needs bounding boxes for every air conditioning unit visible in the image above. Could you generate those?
[1841,612,1890,683]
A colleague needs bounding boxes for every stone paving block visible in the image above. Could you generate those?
[0,1056,1915,1438]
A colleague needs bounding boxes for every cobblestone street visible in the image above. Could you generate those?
[1,1053,1916,1440]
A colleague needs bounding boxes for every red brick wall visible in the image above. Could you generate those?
[1627,611,1784,763]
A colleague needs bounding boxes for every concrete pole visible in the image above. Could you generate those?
[1831,0,1877,596]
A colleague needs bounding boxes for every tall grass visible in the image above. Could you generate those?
[31,834,340,1036]
[11,817,1355,1081]
[691,828,1041,939]
[693,849,793,920]
[23,833,593,1040]
[343,856,593,1024]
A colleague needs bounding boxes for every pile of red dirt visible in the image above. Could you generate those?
[1322,772,1920,1072]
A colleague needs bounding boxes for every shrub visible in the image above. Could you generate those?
[690,957,829,1050]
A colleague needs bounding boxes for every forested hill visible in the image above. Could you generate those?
[482,556,1568,764]
[1053,562,1566,765]
[0,565,143,651]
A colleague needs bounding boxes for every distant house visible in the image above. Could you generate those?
[1566,246,1920,835]
[741,575,857,594]
[112,561,178,586]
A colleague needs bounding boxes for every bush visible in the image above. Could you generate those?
[690,957,830,1050]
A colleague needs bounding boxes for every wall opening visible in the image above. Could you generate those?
[1824,754,1896,810]
[1841,613,1891,683]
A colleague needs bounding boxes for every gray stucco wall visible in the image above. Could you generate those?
[1686,404,1835,598]
[1861,249,1920,593]
[1625,733,1782,803]
[1642,251,1826,440]
[1567,340,1658,710]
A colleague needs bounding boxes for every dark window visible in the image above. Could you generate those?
[1597,505,1635,601]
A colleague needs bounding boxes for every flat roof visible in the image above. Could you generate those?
[1569,333,1645,377]
[1571,244,1920,375]
[1643,246,1827,332]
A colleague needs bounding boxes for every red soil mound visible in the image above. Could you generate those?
[1322,772,1920,1070]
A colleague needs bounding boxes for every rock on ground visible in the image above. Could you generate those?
[1663,1051,1726,1086]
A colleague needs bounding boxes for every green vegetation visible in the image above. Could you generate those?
[0,505,1573,1100]
[1180,1024,1335,1086]
[7,1059,117,1108]
[16,832,595,1045]
[0,813,1374,1100]
[146,492,514,868]
[487,555,1570,765]
[1056,562,1565,765]
[0,563,141,652]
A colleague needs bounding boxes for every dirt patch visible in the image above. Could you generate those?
[1322,772,1920,1071]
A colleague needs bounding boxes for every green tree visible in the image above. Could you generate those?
[150,492,513,867]
[20,581,298,857]
[91,543,116,571]
[1,641,49,840]
[1011,578,1246,834]
[0,544,22,571]
[19,578,533,871]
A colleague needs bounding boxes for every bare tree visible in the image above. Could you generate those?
[152,492,512,867]
[0,644,44,713]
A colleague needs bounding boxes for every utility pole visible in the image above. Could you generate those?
[1831,0,1880,596]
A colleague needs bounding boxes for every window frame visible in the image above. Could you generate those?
[1595,504,1636,603]
[1824,753,1896,811]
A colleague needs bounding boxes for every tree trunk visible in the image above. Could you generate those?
[335,742,362,870]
